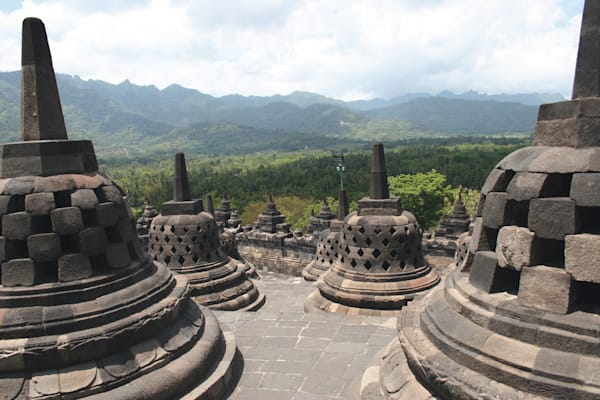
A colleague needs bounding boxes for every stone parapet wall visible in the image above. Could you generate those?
[237,234,316,276]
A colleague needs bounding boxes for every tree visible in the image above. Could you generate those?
[388,170,453,230]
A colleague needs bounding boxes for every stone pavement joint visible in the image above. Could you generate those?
[215,271,397,399]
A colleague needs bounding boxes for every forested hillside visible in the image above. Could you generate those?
[0,72,542,157]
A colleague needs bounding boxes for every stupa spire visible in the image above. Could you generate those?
[20,17,67,141]
[173,152,191,201]
[369,142,389,199]
[572,1,600,99]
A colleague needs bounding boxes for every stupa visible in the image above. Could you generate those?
[256,195,291,235]
[308,198,336,232]
[0,17,239,399]
[374,3,600,398]
[147,153,264,311]
[214,193,232,226]
[434,190,470,240]
[305,143,440,315]
[302,190,348,281]
[135,203,158,250]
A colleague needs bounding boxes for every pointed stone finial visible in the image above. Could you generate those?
[572,0,600,99]
[338,189,349,220]
[457,189,463,205]
[173,153,191,201]
[205,193,214,216]
[369,142,389,199]
[21,17,68,141]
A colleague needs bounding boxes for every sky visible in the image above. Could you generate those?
[0,0,586,100]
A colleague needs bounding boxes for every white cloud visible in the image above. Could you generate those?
[0,0,585,99]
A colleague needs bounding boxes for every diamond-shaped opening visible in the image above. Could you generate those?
[404,226,409,233]
[382,237,390,246]
[176,236,183,243]
[327,239,331,244]
[352,237,357,244]
[357,248,364,256]
[364,260,372,270]
[389,227,396,235]
[164,236,170,243]
[158,246,164,253]
[358,226,365,233]
[390,249,397,258]
[326,252,330,257]
[169,226,175,233]
[185,245,192,253]
[183,226,189,233]
[374,227,381,234]
[382,260,391,271]
[365,237,372,246]
[164,256,172,264]
[328,258,334,264]
[400,260,406,269]
[159,225,165,232]
[372,248,381,258]
[340,256,344,263]
[344,246,350,254]
[192,255,199,263]
[350,259,357,267]
[171,245,177,253]
[347,226,352,232]
[191,236,197,243]
[178,255,185,265]
[321,258,325,263]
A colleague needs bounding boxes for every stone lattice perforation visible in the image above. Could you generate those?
[472,165,600,313]
[148,220,224,269]
[340,222,423,273]
[0,174,140,286]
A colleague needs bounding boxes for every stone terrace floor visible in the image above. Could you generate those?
[213,272,398,400]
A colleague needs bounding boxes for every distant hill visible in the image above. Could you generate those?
[365,97,538,134]
[0,71,546,156]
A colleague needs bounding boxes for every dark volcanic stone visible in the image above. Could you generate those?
[528,197,580,240]
[469,251,519,293]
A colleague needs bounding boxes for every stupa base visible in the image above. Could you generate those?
[374,270,600,400]
[304,288,409,317]
[301,262,328,281]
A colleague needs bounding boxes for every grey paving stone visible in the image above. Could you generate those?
[259,373,305,391]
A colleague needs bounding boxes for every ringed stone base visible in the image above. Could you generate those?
[377,270,600,400]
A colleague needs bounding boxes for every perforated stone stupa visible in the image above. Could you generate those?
[148,153,264,311]
[0,17,239,399]
[372,3,600,398]
[305,143,440,315]
[434,190,470,240]
[303,189,348,281]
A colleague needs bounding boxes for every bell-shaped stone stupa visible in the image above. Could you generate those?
[305,143,440,315]
[148,153,265,311]
[0,17,239,399]
[372,3,600,399]
[303,189,348,281]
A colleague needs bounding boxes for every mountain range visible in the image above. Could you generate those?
[0,71,559,159]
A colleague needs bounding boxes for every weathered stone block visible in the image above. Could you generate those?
[570,173,600,207]
[481,169,513,195]
[1,258,40,286]
[528,198,580,240]
[51,207,84,235]
[25,192,55,216]
[0,237,26,261]
[70,189,98,209]
[105,243,130,269]
[95,202,118,227]
[58,253,93,282]
[506,172,548,201]
[482,192,508,229]
[27,233,61,262]
[100,185,123,204]
[518,265,575,314]
[496,226,537,271]
[469,251,519,293]
[79,227,107,255]
[2,212,33,240]
[534,99,600,148]
[565,233,600,283]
